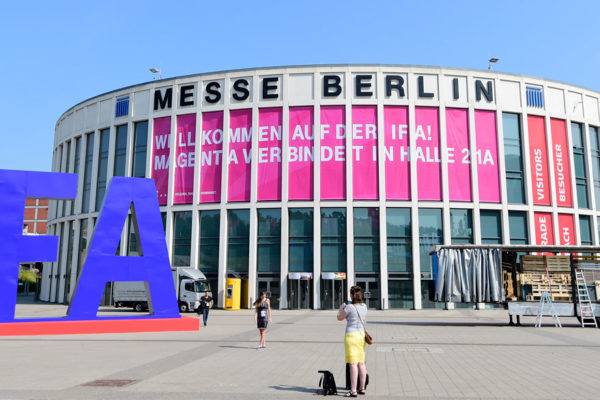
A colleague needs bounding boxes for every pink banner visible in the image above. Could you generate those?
[352,106,378,199]
[257,108,282,201]
[550,119,573,207]
[528,115,550,206]
[446,108,471,201]
[534,212,554,245]
[288,107,314,200]
[200,111,223,203]
[151,116,171,205]
[173,114,196,204]
[416,107,441,200]
[475,110,500,202]
[320,106,346,200]
[227,109,252,202]
[558,214,575,245]
[384,106,410,200]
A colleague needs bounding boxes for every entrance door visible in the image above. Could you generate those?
[257,279,280,309]
[320,280,347,309]
[355,279,379,309]
[289,279,312,309]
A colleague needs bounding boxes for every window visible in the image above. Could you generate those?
[61,141,71,217]
[113,124,128,177]
[127,216,139,256]
[172,211,192,267]
[573,123,589,208]
[418,209,442,275]
[526,86,544,108]
[289,208,313,273]
[580,216,592,245]
[480,210,502,244]
[257,209,281,273]
[71,138,81,215]
[503,113,525,204]
[509,211,528,244]
[227,209,250,273]
[386,208,411,273]
[388,280,413,309]
[77,219,88,279]
[64,222,75,302]
[132,121,148,178]
[95,128,110,210]
[354,208,379,273]
[55,146,63,219]
[199,211,220,274]
[450,209,473,244]
[589,126,600,209]
[321,208,346,273]
[115,96,129,117]
[81,133,94,213]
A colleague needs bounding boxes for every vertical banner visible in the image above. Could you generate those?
[173,114,196,204]
[446,108,471,201]
[228,109,252,202]
[557,213,575,245]
[475,110,500,202]
[534,212,554,245]
[320,106,346,200]
[415,107,441,200]
[151,116,171,205]
[550,118,573,207]
[527,115,550,206]
[384,106,410,200]
[288,106,314,200]
[257,108,283,201]
[352,106,378,199]
[200,111,223,203]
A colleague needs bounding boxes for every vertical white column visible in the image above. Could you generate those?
[247,86,260,308]
[312,73,321,309]
[376,70,388,310]
[345,71,355,293]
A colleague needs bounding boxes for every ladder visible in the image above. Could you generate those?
[535,291,562,328]
[575,269,598,328]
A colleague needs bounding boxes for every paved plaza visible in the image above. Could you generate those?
[1,300,600,399]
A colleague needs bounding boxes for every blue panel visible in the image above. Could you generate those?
[115,97,129,117]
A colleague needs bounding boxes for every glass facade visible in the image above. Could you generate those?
[419,209,442,275]
[321,208,346,273]
[227,209,250,274]
[71,137,81,215]
[199,211,220,274]
[579,215,592,245]
[503,113,525,204]
[388,280,413,308]
[172,211,192,267]
[480,210,502,244]
[354,208,380,273]
[590,126,600,208]
[81,133,94,213]
[508,211,528,244]
[61,141,71,217]
[132,121,148,178]
[257,209,281,273]
[64,222,74,303]
[572,122,589,208]
[450,209,473,244]
[95,128,110,211]
[386,208,411,273]
[114,124,128,177]
[289,208,313,272]
[127,216,139,256]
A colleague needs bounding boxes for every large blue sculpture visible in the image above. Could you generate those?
[0,170,179,323]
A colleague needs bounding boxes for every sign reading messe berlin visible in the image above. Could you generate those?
[0,169,198,336]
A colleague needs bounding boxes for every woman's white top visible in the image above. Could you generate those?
[344,303,368,334]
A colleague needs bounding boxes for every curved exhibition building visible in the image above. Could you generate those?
[42,65,600,309]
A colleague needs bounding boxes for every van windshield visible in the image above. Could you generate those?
[194,281,210,293]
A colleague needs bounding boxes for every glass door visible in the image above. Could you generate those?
[257,279,280,309]
[356,279,379,309]
[288,279,312,309]
[320,279,347,309]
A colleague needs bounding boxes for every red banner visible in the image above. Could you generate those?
[534,212,554,245]
[550,119,573,207]
[527,115,550,206]
[557,214,575,245]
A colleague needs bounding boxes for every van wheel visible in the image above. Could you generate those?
[134,303,144,312]
[179,302,189,313]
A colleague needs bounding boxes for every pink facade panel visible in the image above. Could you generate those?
[475,110,500,202]
[200,111,224,203]
[558,214,575,245]
[173,114,196,204]
[257,108,283,201]
[415,107,441,200]
[227,109,252,202]
[528,115,551,206]
[288,107,314,200]
[352,106,378,199]
[550,119,573,207]
[534,212,554,245]
[445,108,472,201]
[384,106,410,200]
[151,116,171,205]
[320,106,346,200]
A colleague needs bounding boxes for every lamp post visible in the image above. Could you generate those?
[149,68,162,80]
[488,57,499,71]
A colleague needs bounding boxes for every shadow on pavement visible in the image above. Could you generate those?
[219,345,258,350]
[369,320,509,327]
[269,385,317,394]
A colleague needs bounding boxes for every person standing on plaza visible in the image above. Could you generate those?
[198,291,213,326]
[337,286,368,397]
[254,291,272,349]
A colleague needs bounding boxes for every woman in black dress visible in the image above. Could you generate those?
[253,291,272,349]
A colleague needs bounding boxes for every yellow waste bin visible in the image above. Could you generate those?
[225,278,241,310]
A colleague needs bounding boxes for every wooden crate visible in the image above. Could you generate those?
[517,272,572,302]
[521,255,571,273]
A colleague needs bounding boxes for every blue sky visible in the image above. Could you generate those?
[2,0,600,171]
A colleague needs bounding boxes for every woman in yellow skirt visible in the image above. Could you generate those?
[337,285,368,397]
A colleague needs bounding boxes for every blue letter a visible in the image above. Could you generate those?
[67,177,179,319]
